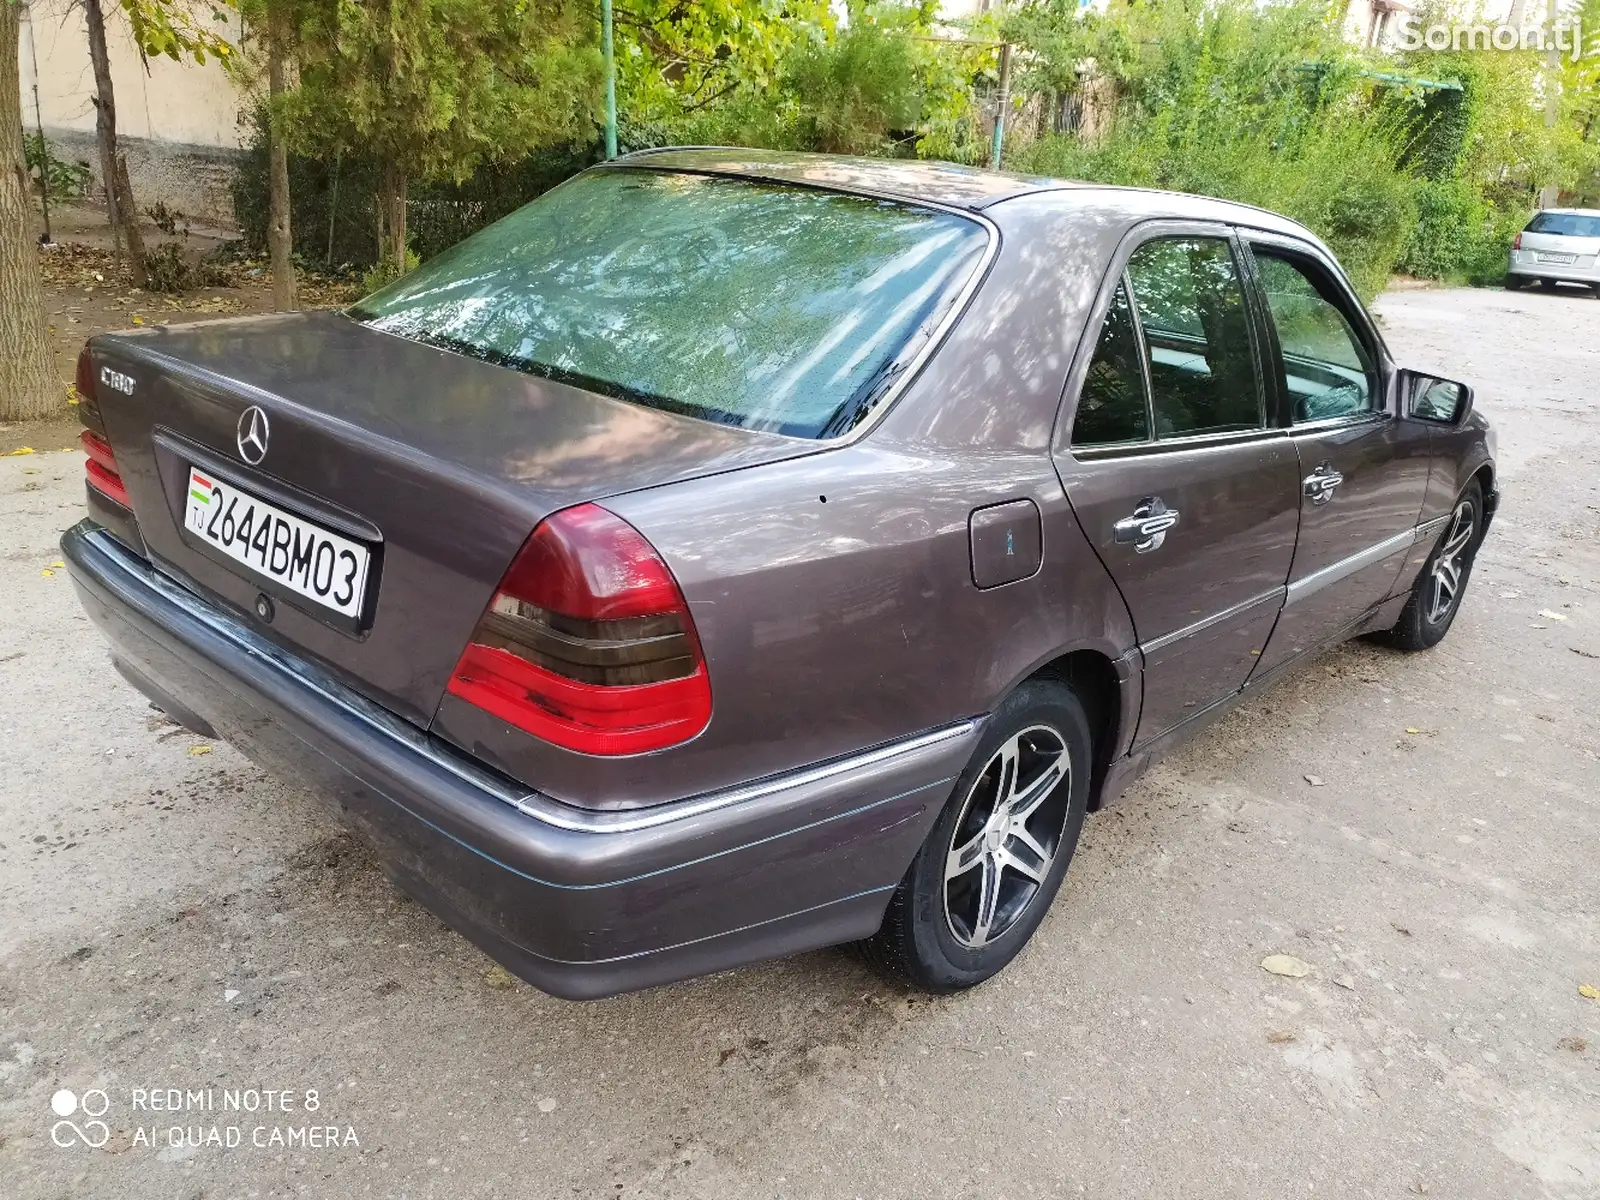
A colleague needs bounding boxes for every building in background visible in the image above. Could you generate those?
[18,0,242,226]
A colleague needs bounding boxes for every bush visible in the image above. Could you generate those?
[24,133,92,200]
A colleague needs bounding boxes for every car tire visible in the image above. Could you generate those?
[857,679,1092,993]
[1382,480,1484,653]
[1504,275,1526,291]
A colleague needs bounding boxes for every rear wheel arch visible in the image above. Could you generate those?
[1024,649,1124,810]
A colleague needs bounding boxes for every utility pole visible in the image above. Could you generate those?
[990,42,1014,171]
[1540,0,1560,208]
[601,0,618,159]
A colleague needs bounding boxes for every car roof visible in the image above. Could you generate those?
[1534,207,1600,216]
[609,146,1319,239]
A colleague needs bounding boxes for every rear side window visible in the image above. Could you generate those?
[1071,282,1150,446]
[1526,212,1600,237]
[350,170,988,439]
[1125,238,1262,437]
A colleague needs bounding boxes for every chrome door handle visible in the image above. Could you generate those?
[1303,463,1344,506]
[1113,497,1180,554]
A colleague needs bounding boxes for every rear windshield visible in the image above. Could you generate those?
[1525,212,1600,238]
[350,169,989,439]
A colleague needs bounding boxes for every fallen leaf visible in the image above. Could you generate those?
[7,446,36,456]
[1304,774,1325,787]
[483,965,515,990]
[188,744,212,756]
[1580,984,1600,1001]
[1266,1029,1296,1044]
[1539,610,1569,622]
[1405,727,1420,735]
[40,568,54,578]
[1261,954,1313,978]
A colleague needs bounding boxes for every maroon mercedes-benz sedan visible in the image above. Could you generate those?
[64,148,1496,999]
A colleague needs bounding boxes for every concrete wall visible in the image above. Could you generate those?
[18,0,244,226]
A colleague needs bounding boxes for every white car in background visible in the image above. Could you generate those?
[1506,208,1600,294]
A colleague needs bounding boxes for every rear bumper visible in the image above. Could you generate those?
[62,521,975,999]
[1507,250,1600,285]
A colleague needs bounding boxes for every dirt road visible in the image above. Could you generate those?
[1,284,1597,1199]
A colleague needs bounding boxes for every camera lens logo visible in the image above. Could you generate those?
[50,1088,110,1149]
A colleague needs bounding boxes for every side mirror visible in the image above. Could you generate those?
[1399,369,1474,425]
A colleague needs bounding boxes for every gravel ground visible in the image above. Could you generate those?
[1,284,1597,1199]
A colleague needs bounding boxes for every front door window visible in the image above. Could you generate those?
[1254,253,1377,423]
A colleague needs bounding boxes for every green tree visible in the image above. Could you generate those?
[620,1,983,161]
[233,0,301,309]
[81,0,235,287]
[282,0,603,277]
[613,0,832,128]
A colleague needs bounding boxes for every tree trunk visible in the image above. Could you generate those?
[83,0,146,287]
[266,1,297,311]
[0,0,59,420]
[378,157,408,277]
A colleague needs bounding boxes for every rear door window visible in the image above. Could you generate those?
[1123,238,1263,438]
[1070,282,1150,446]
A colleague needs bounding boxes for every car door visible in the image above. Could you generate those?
[1241,234,1432,679]
[1055,225,1301,749]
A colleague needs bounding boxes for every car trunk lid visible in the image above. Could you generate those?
[1518,229,1600,265]
[85,311,816,727]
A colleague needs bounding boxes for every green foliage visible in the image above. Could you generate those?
[121,0,237,64]
[1396,178,1519,285]
[614,0,833,124]
[23,134,92,200]
[1013,0,1416,297]
[280,0,601,186]
[360,249,420,295]
[997,0,1131,99]
[1006,0,1600,291]
[619,1,984,161]
[232,103,597,268]
[235,0,1598,290]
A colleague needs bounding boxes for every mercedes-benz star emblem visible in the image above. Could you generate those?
[236,405,270,465]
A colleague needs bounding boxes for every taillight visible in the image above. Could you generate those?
[446,503,712,755]
[1513,232,1523,251]
[82,430,131,508]
[76,346,131,509]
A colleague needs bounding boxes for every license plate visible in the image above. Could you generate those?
[184,467,371,618]
[1535,252,1575,264]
